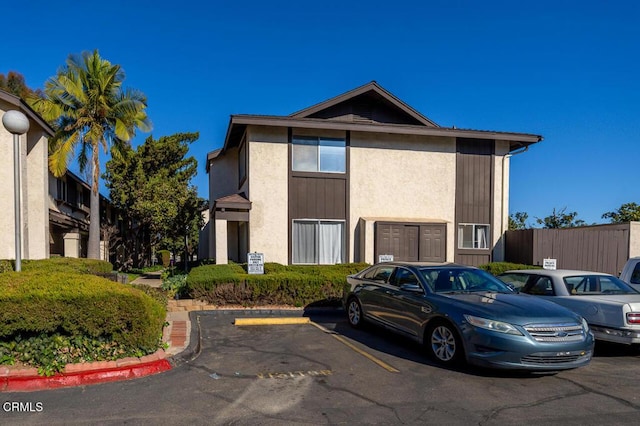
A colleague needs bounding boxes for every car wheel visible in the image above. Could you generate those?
[347,298,363,328]
[426,321,464,366]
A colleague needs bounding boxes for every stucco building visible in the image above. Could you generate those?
[205,82,542,266]
[0,90,53,260]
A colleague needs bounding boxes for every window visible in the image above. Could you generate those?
[238,142,246,184]
[292,137,345,173]
[363,266,394,282]
[458,224,489,249]
[631,264,640,285]
[392,268,420,288]
[525,277,554,296]
[56,179,67,202]
[292,220,345,264]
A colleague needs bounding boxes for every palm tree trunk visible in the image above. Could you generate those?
[88,188,101,259]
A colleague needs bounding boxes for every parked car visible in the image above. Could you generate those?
[620,257,640,291]
[343,262,594,371]
[498,269,640,345]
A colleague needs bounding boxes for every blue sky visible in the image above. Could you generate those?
[2,1,639,225]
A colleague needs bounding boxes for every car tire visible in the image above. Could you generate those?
[347,297,363,328]
[426,321,464,366]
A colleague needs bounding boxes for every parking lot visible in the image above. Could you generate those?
[3,310,640,425]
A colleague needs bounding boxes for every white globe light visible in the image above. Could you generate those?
[2,110,30,135]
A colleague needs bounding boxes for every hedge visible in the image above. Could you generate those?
[20,257,113,275]
[0,271,165,350]
[187,262,369,306]
[479,262,541,276]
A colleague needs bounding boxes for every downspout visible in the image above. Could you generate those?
[501,145,530,260]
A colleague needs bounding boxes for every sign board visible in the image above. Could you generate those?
[247,252,264,274]
[378,254,394,263]
[543,258,557,270]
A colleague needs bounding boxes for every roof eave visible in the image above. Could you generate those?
[0,90,55,137]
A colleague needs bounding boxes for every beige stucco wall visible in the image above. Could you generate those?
[247,126,289,264]
[349,132,457,263]
[0,106,49,260]
[25,131,49,259]
[492,141,511,262]
[630,221,640,258]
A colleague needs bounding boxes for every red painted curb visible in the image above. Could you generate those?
[2,359,172,392]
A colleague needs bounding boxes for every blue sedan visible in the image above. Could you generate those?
[343,263,594,371]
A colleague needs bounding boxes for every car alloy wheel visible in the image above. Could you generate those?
[347,298,362,328]
[428,323,461,365]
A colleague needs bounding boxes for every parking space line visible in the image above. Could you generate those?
[234,317,311,326]
[309,322,400,373]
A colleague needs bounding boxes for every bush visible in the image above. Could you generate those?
[479,262,541,276]
[21,257,113,275]
[0,271,166,375]
[157,250,171,267]
[161,274,188,299]
[186,263,369,307]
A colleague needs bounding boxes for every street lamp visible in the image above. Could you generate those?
[2,110,30,272]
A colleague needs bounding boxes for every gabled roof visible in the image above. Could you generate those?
[214,193,251,210]
[214,82,543,160]
[0,89,55,137]
[289,81,439,127]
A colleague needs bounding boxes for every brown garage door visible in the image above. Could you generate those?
[375,222,446,262]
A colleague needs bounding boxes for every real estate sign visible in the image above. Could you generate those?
[247,252,265,274]
[543,258,557,270]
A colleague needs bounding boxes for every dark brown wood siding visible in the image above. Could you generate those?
[455,138,495,266]
[375,222,446,263]
[289,176,347,219]
[505,225,630,275]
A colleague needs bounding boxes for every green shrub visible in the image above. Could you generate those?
[0,271,166,374]
[0,260,13,274]
[161,274,188,299]
[479,262,541,276]
[186,263,368,307]
[21,257,113,275]
[157,250,171,267]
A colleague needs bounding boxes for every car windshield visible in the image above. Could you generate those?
[419,267,513,294]
[564,275,639,295]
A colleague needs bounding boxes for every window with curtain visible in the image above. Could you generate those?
[292,220,345,264]
[457,224,489,249]
[292,137,345,173]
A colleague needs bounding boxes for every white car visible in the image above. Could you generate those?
[620,257,640,291]
[498,269,640,345]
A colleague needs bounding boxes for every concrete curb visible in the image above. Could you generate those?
[234,317,311,326]
[1,359,172,392]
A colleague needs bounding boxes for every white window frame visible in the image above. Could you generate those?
[292,219,346,264]
[292,136,346,173]
[458,223,490,249]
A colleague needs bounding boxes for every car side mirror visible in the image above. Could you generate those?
[400,283,423,293]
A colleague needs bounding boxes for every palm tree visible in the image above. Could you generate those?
[30,50,151,259]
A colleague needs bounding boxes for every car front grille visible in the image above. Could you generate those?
[523,324,585,342]
[521,353,588,365]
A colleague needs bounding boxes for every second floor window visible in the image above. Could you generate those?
[292,136,345,173]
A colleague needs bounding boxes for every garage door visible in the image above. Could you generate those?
[375,222,446,262]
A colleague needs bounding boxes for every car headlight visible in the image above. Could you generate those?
[581,317,590,333]
[464,315,523,335]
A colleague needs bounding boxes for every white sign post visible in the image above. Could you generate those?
[543,258,557,270]
[247,252,265,274]
[378,254,394,263]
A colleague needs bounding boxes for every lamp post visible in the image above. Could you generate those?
[2,110,30,272]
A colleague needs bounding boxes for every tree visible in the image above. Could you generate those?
[105,132,204,269]
[29,50,151,259]
[509,212,529,230]
[602,202,640,223]
[0,71,43,99]
[535,207,585,229]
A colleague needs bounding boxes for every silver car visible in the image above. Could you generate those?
[498,269,640,345]
[343,263,594,371]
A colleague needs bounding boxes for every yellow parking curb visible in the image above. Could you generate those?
[234,317,311,326]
